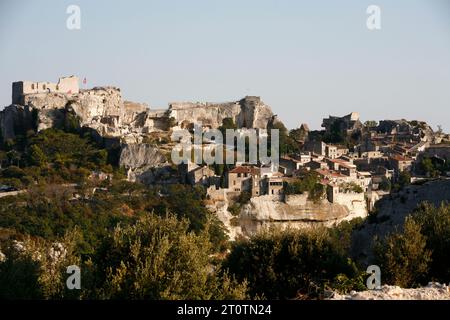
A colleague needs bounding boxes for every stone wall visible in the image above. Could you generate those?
[12,76,79,104]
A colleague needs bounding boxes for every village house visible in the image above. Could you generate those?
[304,160,328,171]
[325,145,349,159]
[357,171,372,191]
[303,140,327,156]
[179,162,217,186]
[315,168,350,185]
[264,172,284,196]
[280,156,305,176]
[389,155,413,173]
[227,166,261,196]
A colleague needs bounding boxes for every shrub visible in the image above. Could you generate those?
[92,214,247,299]
[224,227,361,299]
[411,202,450,282]
[374,217,431,287]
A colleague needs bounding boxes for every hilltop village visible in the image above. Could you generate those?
[1,76,449,238]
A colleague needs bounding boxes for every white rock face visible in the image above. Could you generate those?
[119,143,172,183]
[1,88,274,142]
[0,85,276,180]
[351,179,450,264]
[238,195,366,236]
[0,86,171,141]
[330,283,450,300]
[119,143,167,170]
[208,193,368,239]
[168,96,274,129]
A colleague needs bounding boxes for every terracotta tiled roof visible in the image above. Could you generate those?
[316,169,347,178]
[391,155,412,162]
[229,166,260,174]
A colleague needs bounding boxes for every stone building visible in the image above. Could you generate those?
[227,166,261,196]
[12,76,79,104]
[280,156,304,176]
[304,160,328,171]
[321,112,362,136]
[389,155,413,172]
[264,172,284,196]
[179,162,216,186]
[304,140,327,156]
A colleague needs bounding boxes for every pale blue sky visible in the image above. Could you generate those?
[1,0,449,130]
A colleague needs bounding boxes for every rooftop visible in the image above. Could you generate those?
[229,166,259,174]
[390,155,413,162]
[316,169,347,178]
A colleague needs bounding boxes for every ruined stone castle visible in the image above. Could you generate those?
[12,76,80,105]
[1,76,276,144]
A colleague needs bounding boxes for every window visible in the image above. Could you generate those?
[31,84,35,90]
[43,84,46,90]
[237,173,241,178]
[244,173,248,178]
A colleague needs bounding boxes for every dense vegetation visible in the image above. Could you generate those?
[418,156,450,178]
[374,202,450,287]
[0,214,246,299]
[283,171,325,202]
[223,220,366,299]
[0,128,113,189]
[0,126,449,300]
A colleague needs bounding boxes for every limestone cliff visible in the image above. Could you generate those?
[1,82,277,181]
[168,96,274,129]
[1,88,275,141]
[207,193,368,240]
[351,178,450,264]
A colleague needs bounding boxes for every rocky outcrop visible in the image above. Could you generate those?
[0,104,36,141]
[351,178,450,264]
[377,119,434,141]
[1,81,278,180]
[0,87,171,141]
[238,195,367,236]
[169,96,274,130]
[329,283,450,300]
[207,193,368,239]
[119,143,167,170]
[119,143,169,182]
[1,86,275,141]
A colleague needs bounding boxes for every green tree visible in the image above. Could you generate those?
[0,151,7,168]
[412,202,450,282]
[29,145,47,167]
[93,214,247,299]
[398,171,411,188]
[284,171,324,202]
[0,229,82,299]
[378,177,391,192]
[374,217,431,287]
[224,227,360,299]
[7,150,21,166]
[364,120,378,128]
